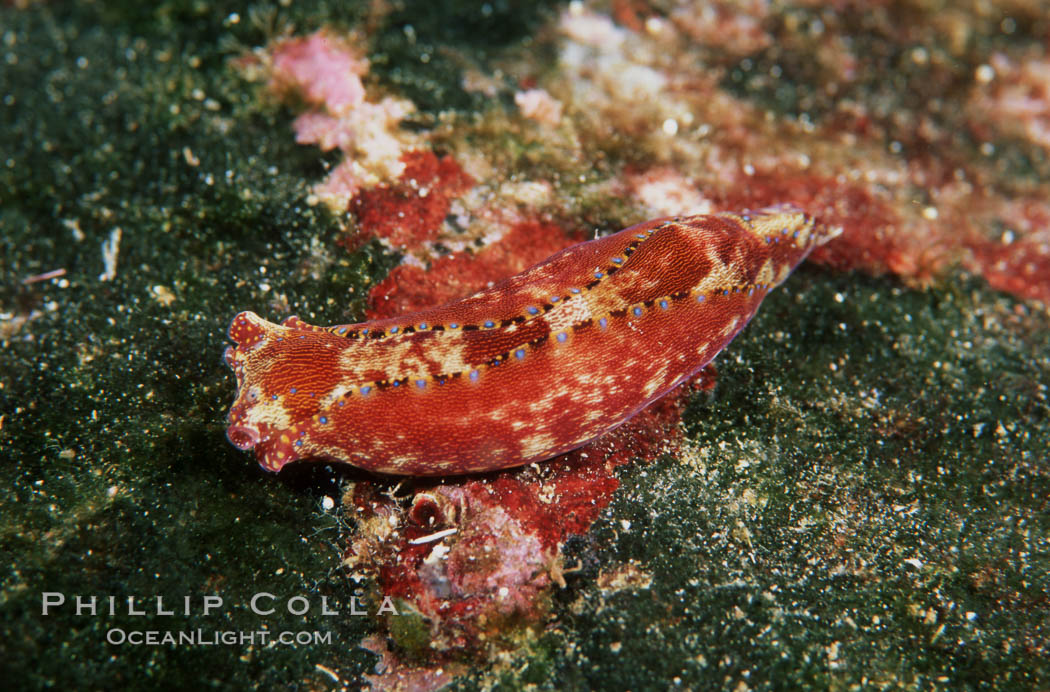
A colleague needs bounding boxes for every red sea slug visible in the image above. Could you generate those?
[224,206,839,475]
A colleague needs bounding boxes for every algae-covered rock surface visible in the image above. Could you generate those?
[2,1,1048,689]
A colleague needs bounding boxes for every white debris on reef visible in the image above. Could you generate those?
[99,227,122,282]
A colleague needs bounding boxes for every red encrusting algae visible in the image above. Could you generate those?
[366,221,576,319]
[712,171,939,281]
[350,150,475,249]
[966,199,1050,303]
[342,368,715,656]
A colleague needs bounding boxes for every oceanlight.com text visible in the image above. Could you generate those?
[106,628,332,647]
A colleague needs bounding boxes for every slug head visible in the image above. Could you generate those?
[224,311,329,471]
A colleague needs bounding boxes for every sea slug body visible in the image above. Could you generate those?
[224,206,840,475]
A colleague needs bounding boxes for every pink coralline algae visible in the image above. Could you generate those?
[969,52,1050,153]
[514,88,564,126]
[666,0,773,56]
[267,32,417,208]
[625,167,715,218]
[269,33,368,114]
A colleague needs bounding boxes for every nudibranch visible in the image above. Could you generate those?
[224,206,840,475]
